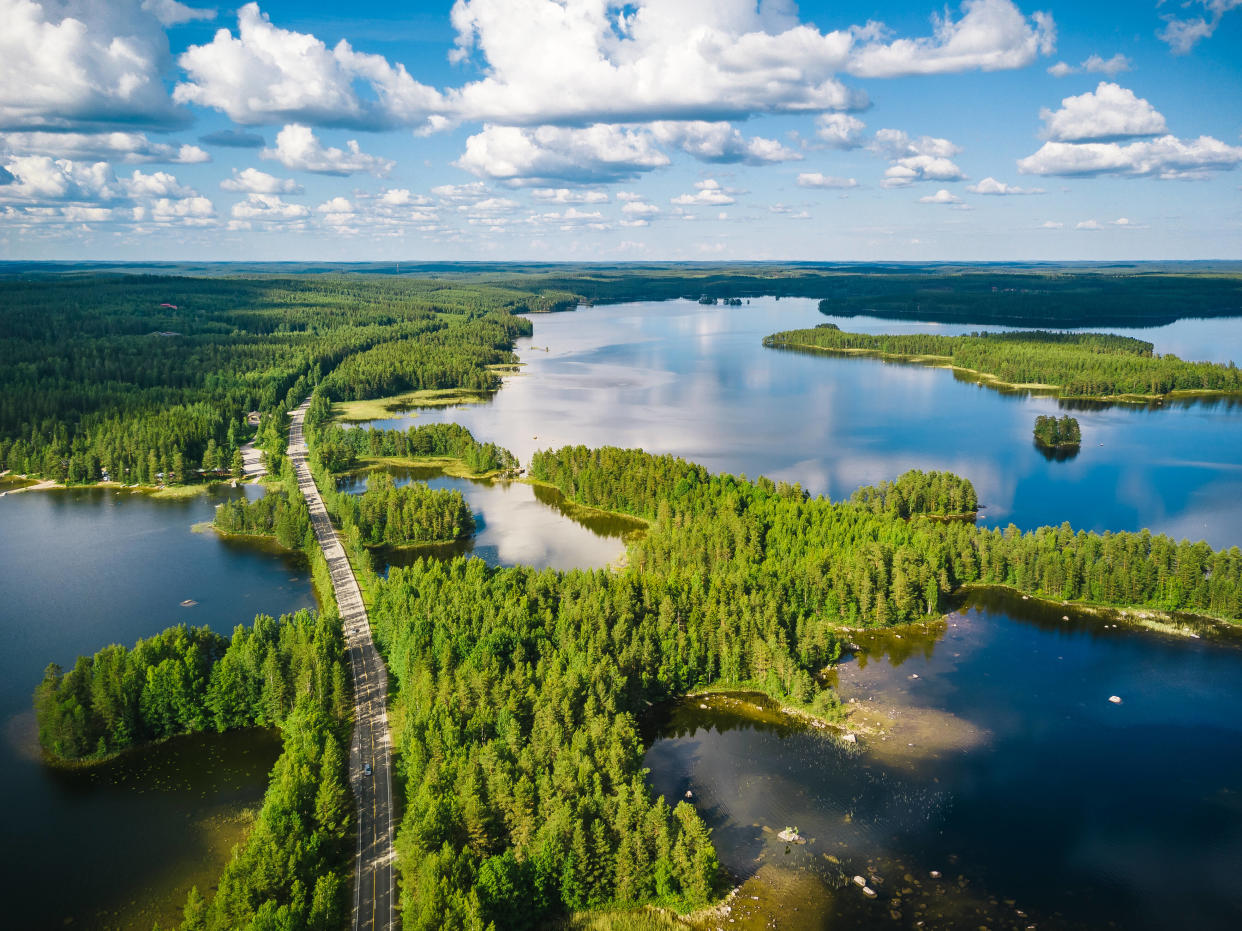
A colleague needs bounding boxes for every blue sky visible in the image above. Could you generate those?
[0,0,1239,261]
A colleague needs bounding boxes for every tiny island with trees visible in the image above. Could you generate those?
[1033,414,1082,454]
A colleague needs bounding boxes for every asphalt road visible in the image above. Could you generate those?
[288,400,396,931]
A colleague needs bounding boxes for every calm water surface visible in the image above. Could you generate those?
[367,299,1242,548]
[644,596,1242,930]
[0,485,314,929]
[337,466,637,572]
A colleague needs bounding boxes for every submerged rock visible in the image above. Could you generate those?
[1109,695,1122,704]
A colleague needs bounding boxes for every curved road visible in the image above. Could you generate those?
[288,400,396,931]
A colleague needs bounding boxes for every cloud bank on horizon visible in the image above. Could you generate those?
[0,0,1239,260]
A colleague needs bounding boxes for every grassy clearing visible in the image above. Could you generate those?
[331,387,493,422]
[550,908,695,931]
[355,454,505,480]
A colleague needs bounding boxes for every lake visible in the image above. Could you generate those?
[365,298,1242,549]
[336,466,638,573]
[0,484,314,929]
[644,592,1242,930]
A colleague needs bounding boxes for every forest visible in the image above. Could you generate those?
[1034,415,1082,449]
[849,469,978,518]
[12,267,1242,930]
[0,275,536,485]
[310,411,520,476]
[764,324,1242,398]
[335,443,1241,930]
[331,471,475,546]
[35,610,354,931]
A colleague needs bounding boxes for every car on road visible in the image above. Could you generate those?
[363,762,372,776]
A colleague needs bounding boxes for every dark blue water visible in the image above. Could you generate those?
[0,485,313,929]
[366,299,1242,549]
[645,593,1242,930]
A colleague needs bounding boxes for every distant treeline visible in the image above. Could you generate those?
[0,275,536,485]
[471,265,1242,327]
[764,325,1242,398]
[1034,415,1082,448]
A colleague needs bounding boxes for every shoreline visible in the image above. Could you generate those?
[766,339,1242,404]
[955,582,1240,635]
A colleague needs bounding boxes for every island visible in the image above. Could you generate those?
[763,323,1242,401]
[1033,414,1082,454]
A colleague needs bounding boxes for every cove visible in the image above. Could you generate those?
[336,465,639,572]
[643,593,1242,930]
[0,484,315,929]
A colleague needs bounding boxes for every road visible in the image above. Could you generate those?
[288,399,396,931]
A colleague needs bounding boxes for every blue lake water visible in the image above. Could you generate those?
[0,485,313,929]
[365,299,1242,549]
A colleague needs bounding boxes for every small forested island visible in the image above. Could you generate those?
[763,323,1242,400]
[1034,415,1082,450]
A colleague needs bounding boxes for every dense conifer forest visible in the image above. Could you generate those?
[16,269,1242,931]
[764,324,1242,398]
[0,276,533,485]
[309,442,1241,930]
[332,471,475,546]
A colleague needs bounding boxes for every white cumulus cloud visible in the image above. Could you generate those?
[918,188,962,204]
[846,0,1055,78]
[872,129,966,187]
[815,113,866,149]
[260,125,393,177]
[670,178,738,206]
[0,131,208,164]
[141,0,214,26]
[230,193,310,221]
[175,3,443,128]
[1040,82,1167,142]
[1018,134,1242,179]
[967,176,1044,194]
[455,124,669,185]
[220,167,303,194]
[797,172,858,189]
[1159,0,1242,54]
[651,121,801,165]
[1047,53,1131,78]
[0,0,185,131]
